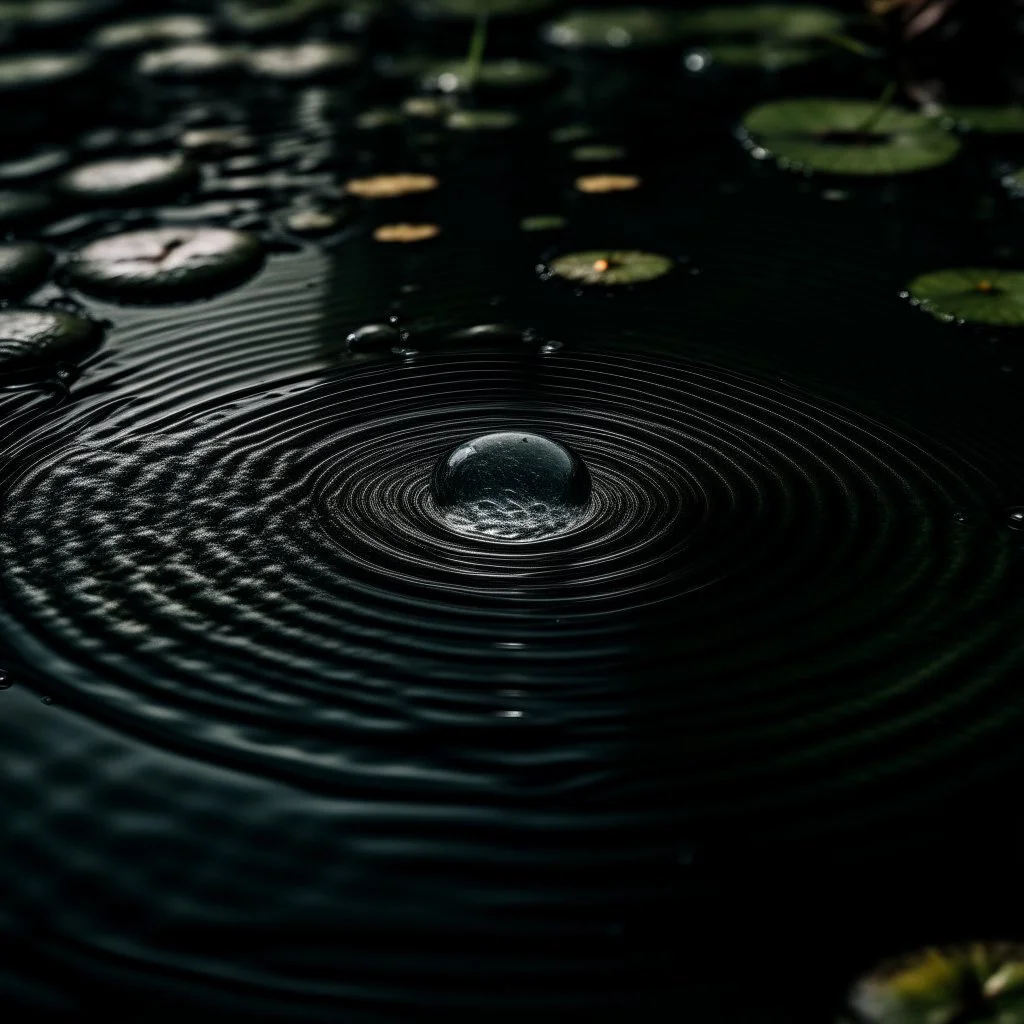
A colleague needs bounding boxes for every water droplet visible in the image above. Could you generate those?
[953,511,970,525]
[40,695,53,705]
[391,345,418,359]
[345,323,399,352]
[431,431,591,542]
[1006,506,1024,530]
[0,669,10,690]
[539,341,563,355]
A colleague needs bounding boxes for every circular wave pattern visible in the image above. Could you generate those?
[0,349,1021,826]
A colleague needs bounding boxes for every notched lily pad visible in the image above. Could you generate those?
[67,226,264,304]
[544,249,673,286]
[741,98,961,175]
[848,942,1024,1024]
[905,268,1024,325]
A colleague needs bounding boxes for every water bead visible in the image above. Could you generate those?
[431,431,591,542]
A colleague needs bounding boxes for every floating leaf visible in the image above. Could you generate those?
[687,42,824,70]
[543,8,684,50]
[906,268,1024,325]
[935,105,1024,134]
[421,58,552,93]
[742,98,961,175]
[546,250,673,286]
[445,109,520,131]
[676,5,845,39]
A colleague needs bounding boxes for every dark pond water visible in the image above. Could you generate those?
[2,1,1024,1020]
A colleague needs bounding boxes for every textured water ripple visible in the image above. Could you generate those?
[1,349,1019,832]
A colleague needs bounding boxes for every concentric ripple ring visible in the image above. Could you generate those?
[0,349,1020,832]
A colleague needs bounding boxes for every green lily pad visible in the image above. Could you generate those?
[676,5,845,39]
[686,42,824,71]
[935,105,1024,134]
[905,268,1024,325]
[420,58,552,94]
[741,98,962,175]
[543,8,684,50]
[848,943,1024,1024]
[546,249,673,286]
[445,109,519,131]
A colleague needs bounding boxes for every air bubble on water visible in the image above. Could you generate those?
[392,345,418,359]
[346,323,399,351]
[431,431,591,542]
[0,669,10,690]
[953,511,970,525]
[1006,506,1024,530]
[41,696,54,705]
[539,341,563,355]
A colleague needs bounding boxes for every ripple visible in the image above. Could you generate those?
[0,349,1019,839]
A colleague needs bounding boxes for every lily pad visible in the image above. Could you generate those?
[0,52,94,93]
[848,943,1024,1024]
[686,42,824,71]
[67,226,264,304]
[545,249,673,286]
[136,43,246,79]
[905,268,1024,326]
[445,109,520,131]
[934,105,1024,134]
[543,8,684,51]
[741,98,962,175]
[247,42,359,81]
[676,5,845,39]
[56,154,198,206]
[91,15,212,53]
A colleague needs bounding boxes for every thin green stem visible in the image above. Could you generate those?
[856,79,896,134]
[463,9,489,92]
